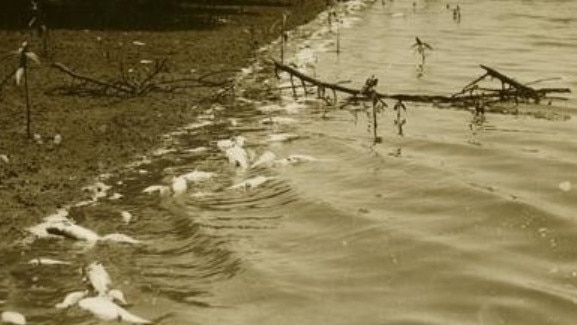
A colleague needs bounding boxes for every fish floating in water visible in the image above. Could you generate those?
[54,262,149,323]
[251,152,317,169]
[78,296,151,324]
[28,210,142,245]
[228,176,274,191]
[55,290,88,309]
[1,311,26,325]
[266,133,299,143]
[28,258,71,266]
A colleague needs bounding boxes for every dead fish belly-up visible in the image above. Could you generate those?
[55,290,88,309]
[46,223,100,242]
[85,262,111,295]
[226,146,249,168]
[79,297,151,324]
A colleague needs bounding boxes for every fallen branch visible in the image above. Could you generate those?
[51,62,133,94]
[272,60,571,107]
[50,61,236,97]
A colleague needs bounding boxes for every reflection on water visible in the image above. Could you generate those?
[3,0,577,324]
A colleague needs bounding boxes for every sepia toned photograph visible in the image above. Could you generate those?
[0,0,575,324]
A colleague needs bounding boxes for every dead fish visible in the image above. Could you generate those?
[171,176,188,196]
[100,234,142,245]
[85,262,111,296]
[28,258,71,266]
[259,116,297,125]
[178,170,215,183]
[228,176,273,191]
[251,151,278,168]
[55,290,88,309]
[46,223,100,242]
[142,185,170,196]
[266,133,299,143]
[226,145,250,169]
[120,211,133,225]
[78,296,151,324]
[0,311,26,325]
[217,136,246,151]
[108,289,128,306]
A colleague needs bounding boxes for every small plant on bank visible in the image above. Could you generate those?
[15,41,40,139]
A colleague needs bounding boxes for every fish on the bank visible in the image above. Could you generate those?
[55,290,89,309]
[28,258,71,266]
[78,296,151,324]
[0,311,26,325]
[29,210,143,244]
[228,176,274,191]
[82,182,112,200]
[46,222,100,242]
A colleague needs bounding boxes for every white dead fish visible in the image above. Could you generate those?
[55,290,88,309]
[142,185,170,196]
[28,258,71,266]
[132,41,146,46]
[183,147,208,154]
[33,133,43,145]
[46,222,100,242]
[179,170,215,183]
[85,262,111,296]
[120,211,132,224]
[78,296,151,324]
[101,234,142,245]
[171,176,188,196]
[108,289,128,306]
[226,145,250,169]
[259,116,297,125]
[274,154,318,167]
[82,182,112,200]
[109,193,124,200]
[228,176,273,191]
[267,133,299,143]
[217,136,246,151]
[1,311,26,325]
[139,59,153,64]
[53,134,62,145]
[0,154,8,164]
[559,181,572,192]
[251,151,277,168]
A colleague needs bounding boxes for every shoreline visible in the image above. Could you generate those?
[0,1,329,236]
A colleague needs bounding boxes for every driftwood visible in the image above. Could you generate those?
[273,60,571,107]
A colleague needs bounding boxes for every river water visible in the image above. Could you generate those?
[3,0,577,324]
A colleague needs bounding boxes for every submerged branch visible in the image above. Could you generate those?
[272,60,571,107]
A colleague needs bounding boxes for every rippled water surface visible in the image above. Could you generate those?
[3,0,577,324]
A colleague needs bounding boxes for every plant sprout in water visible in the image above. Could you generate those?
[412,37,433,65]
[393,100,407,136]
[468,99,486,146]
